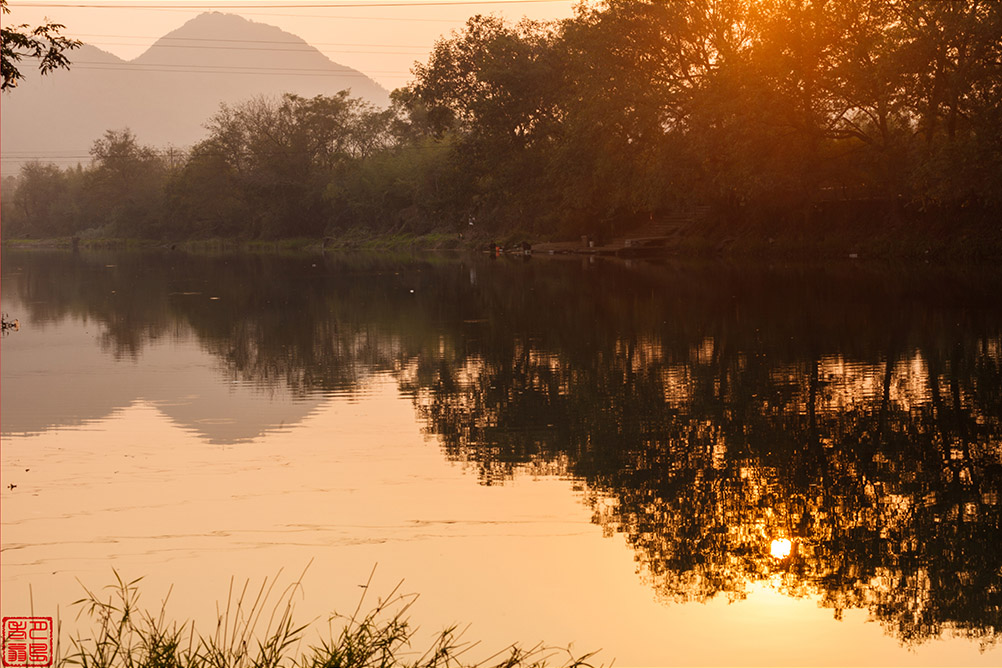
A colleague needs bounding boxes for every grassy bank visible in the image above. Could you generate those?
[34,572,598,668]
[0,231,470,254]
[683,208,1002,262]
[4,211,1000,262]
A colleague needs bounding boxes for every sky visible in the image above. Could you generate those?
[4,0,581,90]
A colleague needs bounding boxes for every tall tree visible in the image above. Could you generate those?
[894,0,1002,205]
[84,129,167,236]
[409,14,564,234]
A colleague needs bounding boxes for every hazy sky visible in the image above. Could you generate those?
[5,0,581,89]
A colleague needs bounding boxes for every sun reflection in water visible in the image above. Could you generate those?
[770,538,792,559]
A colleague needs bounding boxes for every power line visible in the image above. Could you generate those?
[71,60,412,75]
[88,41,427,54]
[73,32,432,48]
[74,58,392,70]
[205,12,460,20]
[9,6,471,21]
[69,65,412,79]
[2,144,453,161]
[14,0,572,8]
[3,141,458,160]
[71,66,412,78]
[2,155,93,160]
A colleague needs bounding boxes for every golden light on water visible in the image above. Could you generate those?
[770,538,792,559]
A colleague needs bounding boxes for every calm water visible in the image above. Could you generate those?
[2,250,1000,666]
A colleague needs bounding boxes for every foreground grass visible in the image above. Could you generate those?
[49,571,598,668]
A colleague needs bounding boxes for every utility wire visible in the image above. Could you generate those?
[3,142,457,161]
[15,0,572,8]
[9,6,466,21]
[73,32,431,47]
[71,62,411,75]
[73,58,399,70]
[87,41,427,54]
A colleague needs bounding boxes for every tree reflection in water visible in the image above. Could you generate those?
[4,250,1000,647]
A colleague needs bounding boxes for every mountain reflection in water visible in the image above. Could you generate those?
[3,250,1000,649]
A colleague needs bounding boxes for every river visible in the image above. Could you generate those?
[1,249,1000,666]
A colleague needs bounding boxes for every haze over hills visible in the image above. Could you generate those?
[1,12,391,172]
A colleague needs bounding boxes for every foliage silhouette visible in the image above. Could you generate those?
[0,0,80,91]
[3,0,1000,243]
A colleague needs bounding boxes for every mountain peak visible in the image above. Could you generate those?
[136,12,330,68]
[129,11,388,101]
[152,11,307,46]
[1,14,390,172]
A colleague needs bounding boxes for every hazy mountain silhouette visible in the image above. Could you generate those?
[0,12,391,171]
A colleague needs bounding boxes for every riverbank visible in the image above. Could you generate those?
[538,207,1002,263]
[4,210,1000,262]
[0,230,467,254]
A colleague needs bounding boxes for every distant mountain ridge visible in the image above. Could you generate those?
[1,12,391,172]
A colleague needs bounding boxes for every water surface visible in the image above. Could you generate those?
[2,250,1000,665]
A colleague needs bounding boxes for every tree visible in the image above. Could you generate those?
[9,161,74,236]
[552,0,730,230]
[1,0,80,91]
[174,92,393,238]
[84,129,167,236]
[409,15,565,234]
[894,0,1002,206]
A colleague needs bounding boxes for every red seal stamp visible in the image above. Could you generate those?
[2,618,53,667]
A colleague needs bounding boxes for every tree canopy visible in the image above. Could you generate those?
[2,0,1000,244]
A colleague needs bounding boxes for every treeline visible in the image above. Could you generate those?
[0,93,442,240]
[3,0,1001,241]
